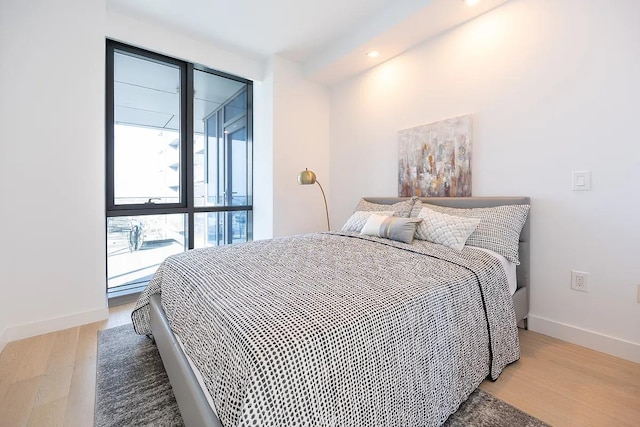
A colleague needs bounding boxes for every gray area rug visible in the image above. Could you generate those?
[95,324,183,426]
[96,324,548,427]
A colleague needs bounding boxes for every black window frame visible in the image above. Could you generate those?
[105,39,253,294]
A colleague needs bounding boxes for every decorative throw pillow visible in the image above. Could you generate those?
[414,207,480,251]
[342,210,394,233]
[411,201,530,264]
[360,214,423,244]
[354,198,415,218]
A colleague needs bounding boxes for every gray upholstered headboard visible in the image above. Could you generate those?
[363,196,531,324]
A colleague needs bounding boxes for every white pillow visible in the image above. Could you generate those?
[360,214,423,244]
[341,210,394,233]
[415,207,480,251]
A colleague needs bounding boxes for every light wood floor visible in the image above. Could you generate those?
[0,305,132,427]
[0,306,638,427]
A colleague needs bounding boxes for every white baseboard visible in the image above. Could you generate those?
[3,307,109,345]
[0,327,8,355]
[528,315,640,364]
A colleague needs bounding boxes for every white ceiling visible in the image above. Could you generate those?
[107,0,512,84]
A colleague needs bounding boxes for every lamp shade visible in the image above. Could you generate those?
[296,168,330,231]
[297,168,317,185]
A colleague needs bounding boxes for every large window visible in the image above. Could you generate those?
[106,41,253,295]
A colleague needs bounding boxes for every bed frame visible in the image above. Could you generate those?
[149,196,530,427]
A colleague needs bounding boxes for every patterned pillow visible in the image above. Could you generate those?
[360,214,423,244]
[414,207,480,251]
[354,198,415,218]
[342,210,394,233]
[411,201,530,264]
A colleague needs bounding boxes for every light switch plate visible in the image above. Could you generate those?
[572,171,591,191]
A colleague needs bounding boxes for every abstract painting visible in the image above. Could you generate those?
[398,115,472,197]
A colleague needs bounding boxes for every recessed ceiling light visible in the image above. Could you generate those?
[366,50,380,58]
[464,0,480,5]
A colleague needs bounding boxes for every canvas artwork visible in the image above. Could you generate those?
[398,115,472,197]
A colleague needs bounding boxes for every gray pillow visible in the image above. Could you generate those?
[354,198,415,218]
[360,213,423,244]
[411,201,530,264]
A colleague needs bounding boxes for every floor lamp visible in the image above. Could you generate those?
[297,168,330,231]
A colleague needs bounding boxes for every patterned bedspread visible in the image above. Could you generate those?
[132,232,519,427]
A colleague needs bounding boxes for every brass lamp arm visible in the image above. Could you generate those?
[315,180,330,231]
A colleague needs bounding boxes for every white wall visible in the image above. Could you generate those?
[0,2,329,351]
[252,70,275,240]
[0,301,6,353]
[329,0,640,361]
[271,56,331,237]
[0,0,109,348]
[105,9,264,82]
[253,56,331,239]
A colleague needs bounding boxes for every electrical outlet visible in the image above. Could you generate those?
[571,270,589,292]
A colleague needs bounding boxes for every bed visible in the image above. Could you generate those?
[132,196,530,427]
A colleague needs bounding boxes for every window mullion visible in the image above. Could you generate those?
[186,63,195,250]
